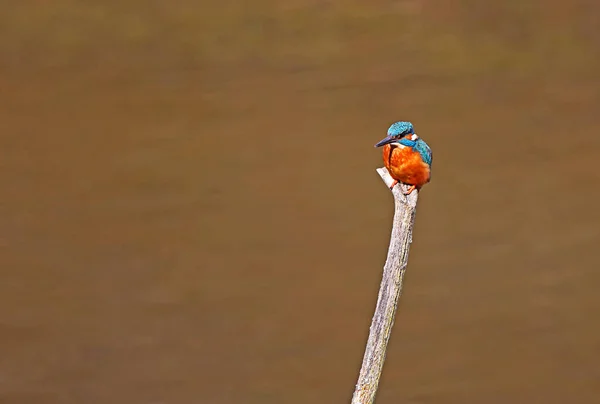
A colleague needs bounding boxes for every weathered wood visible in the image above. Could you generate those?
[350,167,420,404]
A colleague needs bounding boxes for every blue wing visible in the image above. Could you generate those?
[413,139,433,166]
[398,138,432,166]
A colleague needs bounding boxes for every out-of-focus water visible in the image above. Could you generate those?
[1,2,600,403]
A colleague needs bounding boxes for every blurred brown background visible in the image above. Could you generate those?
[1,1,600,403]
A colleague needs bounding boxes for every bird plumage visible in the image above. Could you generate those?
[374,121,433,194]
[386,121,414,138]
[397,137,432,166]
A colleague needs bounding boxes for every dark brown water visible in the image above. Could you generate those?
[2,1,600,403]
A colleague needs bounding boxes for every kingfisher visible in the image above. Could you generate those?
[374,121,433,195]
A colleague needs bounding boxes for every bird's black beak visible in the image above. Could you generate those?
[374,136,397,148]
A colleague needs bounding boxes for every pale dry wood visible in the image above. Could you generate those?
[350,167,420,404]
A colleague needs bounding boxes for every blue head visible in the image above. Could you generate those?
[374,121,415,148]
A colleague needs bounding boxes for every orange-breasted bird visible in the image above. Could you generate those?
[374,121,433,195]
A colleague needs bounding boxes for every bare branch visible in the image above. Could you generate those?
[350,167,420,404]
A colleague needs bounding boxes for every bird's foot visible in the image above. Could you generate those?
[402,185,416,195]
[389,179,399,190]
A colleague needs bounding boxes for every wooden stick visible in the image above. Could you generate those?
[350,167,420,404]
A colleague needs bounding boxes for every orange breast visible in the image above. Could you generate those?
[382,144,431,187]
